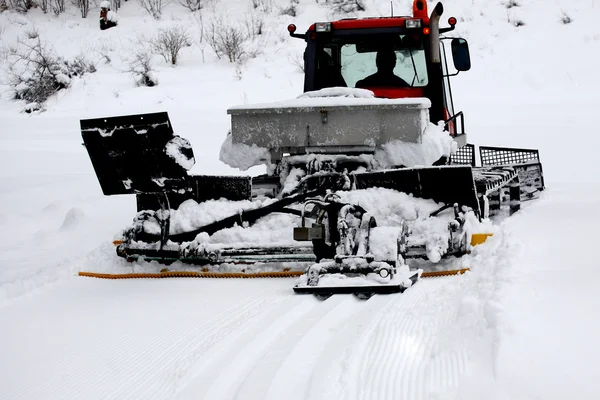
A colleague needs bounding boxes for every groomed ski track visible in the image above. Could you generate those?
[0,275,474,400]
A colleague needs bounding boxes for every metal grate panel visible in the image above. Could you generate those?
[450,143,475,166]
[479,146,540,166]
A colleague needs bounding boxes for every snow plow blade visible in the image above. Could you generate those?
[293,271,419,297]
[80,112,252,207]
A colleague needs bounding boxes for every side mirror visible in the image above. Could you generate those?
[451,38,471,72]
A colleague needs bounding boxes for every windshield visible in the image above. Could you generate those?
[315,34,429,89]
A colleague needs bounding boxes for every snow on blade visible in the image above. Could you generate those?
[165,135,195,170]
[219,132,271,171]
[374,122,458,167]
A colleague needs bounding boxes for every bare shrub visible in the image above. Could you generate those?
[127,49,157,86]
[77,0,90,17]
[505,0,519,8]
[7,0,34,12]
[38,0,49,12]
[51,0,65,14]
[512,19,525,27]
[251,0,273,13]
[289,53,304,72]
[328,0,365,14]
[25,27,38,39]
[560,10,572,24]
[149,26,191,65]
[192,10,207,62]
[178,0,203,12]
[7,36,96,111]
[139,0,166,19]
[206,17,250,63]
[244,12,264,39]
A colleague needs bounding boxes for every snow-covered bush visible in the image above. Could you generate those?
[7,37,96,111]
[244,12,264,38]
[327,0,365,15]
[25,27,38,39]
[560,11,572,24]
[138,0,165,19]
[150,26,191,65]
[207,17,255,63]
[127,49,157,86]
[279,0,297,16]
[251,0,273,13]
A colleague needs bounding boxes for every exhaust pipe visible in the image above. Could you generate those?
[430,2,443,64]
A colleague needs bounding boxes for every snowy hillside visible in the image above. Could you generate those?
[1,0,600,398]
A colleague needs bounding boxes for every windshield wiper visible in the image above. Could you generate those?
[408,48,419,86]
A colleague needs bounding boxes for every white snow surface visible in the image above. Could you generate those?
[229,95,431,110]
[2,0,600,399]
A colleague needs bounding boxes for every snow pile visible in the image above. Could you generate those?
[374,122,458,167]
[168,197,274,235]
[202,213,303,247]
[336,188,441,225]
[280,167,306,196]
[219,133,271,171]
[298,87,375,99]
[368,226,402,261]
[165,136,195,170]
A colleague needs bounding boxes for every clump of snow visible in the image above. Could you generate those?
[208,213,302,247]
[368,226,401,261]
[165,136,195,170]
[219,132,271,171]
[137,197,276,235]
[107,10,118,22]
[336,188,441,225]
[55,74,71,86]
[298,87,375,99]
[374,122,458,167]
[280,167,306,196]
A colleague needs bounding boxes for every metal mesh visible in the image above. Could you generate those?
[450,143,475,166]
[480,146,540,166]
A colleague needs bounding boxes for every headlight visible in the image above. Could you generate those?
[315,22,332,32]
[405,19,422,28]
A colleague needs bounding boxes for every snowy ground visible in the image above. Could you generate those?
[2,0,600,398]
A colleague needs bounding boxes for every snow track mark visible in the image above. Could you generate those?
[351,277,470,400]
